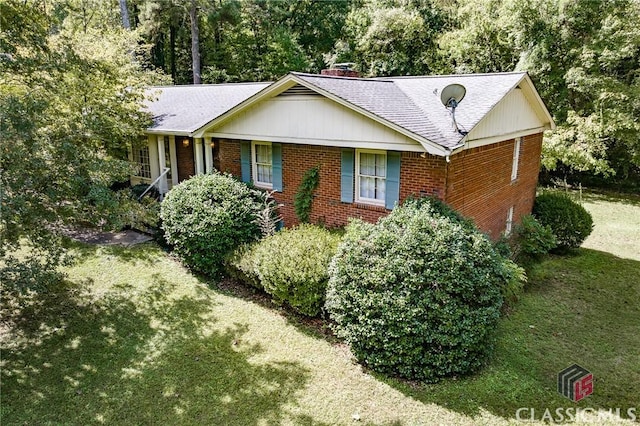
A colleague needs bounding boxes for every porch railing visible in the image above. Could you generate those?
[138,167,170,201]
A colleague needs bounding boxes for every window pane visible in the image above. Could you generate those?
[375,177,386,200]
[360,176,374,199]
[134,145,151,179]
[257,164,272,183]
[375,154,386,177]
[360,153,374,176]
[256,144,272,164]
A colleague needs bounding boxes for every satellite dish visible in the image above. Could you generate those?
[439,83,467,135]
[440,84,466,109]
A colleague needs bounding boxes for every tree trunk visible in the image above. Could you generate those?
[170,24,177,83]
[119,0,131,30]
[189,0,201,84]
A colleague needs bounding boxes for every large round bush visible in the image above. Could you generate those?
[533,192,593,251]
[254,224,341,316]
[160,173,264,276]
[326,198,510,381]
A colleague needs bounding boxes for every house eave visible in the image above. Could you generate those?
[194,73,450,157]
[451,125,550,155]
[146,128,194,137]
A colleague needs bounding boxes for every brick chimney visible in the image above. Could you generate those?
[321,63,360,78]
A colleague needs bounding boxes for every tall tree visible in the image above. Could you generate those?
[189,0,201,83]
[0,0,160,290]
[504,0,640,178]
[335,0,446,76]
[436,0,640,181]
[120,0,131,29]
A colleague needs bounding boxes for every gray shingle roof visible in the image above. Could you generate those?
[293,72,527,149]
[145,82,270,133]
[144,72,532,151]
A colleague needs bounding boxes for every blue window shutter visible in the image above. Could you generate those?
[240,141,251,182]
[341,149,354,203]
[385,151,401,210]
[272,143,283,192]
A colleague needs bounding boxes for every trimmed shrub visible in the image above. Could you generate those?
[509,214,557,261]
[252,224,341,316]
[224,243,263,290]
[160,173,264,276]
[533,193,593,251]
[326,198,510,381]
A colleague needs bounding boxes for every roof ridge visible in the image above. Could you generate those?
[381,71,527,80]
[147,82,271,89]
[389,80,449,147]
[290,71,394,83]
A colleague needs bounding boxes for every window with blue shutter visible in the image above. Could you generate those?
[385,151,401,209]
[240,141,251,182]
[272,143,282,192]
[341,149,354,203]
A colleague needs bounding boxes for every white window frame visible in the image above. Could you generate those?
[355,149,387,206]
[506,206,514,235]
[132,144,152,180]
[251,141,273,189]
[511,137,522,181]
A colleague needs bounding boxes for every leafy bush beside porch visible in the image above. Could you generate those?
[160,173,266,277]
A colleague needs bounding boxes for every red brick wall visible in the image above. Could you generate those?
[217,140,450,228]
[211,135,542,237]
[446,133,543,239]
[320,69,361,78]
[176,137,195,181]
[400,152,447,200]
[218,139,242,177]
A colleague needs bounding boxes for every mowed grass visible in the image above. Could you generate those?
[1,192,638,425]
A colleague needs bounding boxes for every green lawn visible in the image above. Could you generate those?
[2,193,638,425]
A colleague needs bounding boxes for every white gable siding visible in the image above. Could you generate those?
[466,87,545,142]
[209,96,425,152]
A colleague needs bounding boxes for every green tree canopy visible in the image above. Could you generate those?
[1,0,162,289]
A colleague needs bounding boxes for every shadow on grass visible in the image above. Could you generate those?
[1,273,309,425]
[215,277,338,344]
[377,248,640,422]
[63,239,165,265]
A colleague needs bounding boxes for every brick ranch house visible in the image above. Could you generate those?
[135,70,555,239]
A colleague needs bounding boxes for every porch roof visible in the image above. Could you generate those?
[144,82,270,135]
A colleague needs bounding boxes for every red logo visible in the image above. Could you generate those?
[558,364,593,402]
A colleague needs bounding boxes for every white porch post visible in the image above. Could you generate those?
[148,135,160,182]
[157,135,168,194]
[169,135,178,186]
[204,137,214,173]
[194,137,204,175]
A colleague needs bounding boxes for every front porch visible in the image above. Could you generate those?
[130,134,219,196]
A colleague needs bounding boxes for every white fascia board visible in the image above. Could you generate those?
[451,126,549,155]
[146,129,193,137]
[520,73,556,130]
[209,132,428,152]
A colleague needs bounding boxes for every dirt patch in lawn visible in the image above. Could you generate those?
[63,228,154,246]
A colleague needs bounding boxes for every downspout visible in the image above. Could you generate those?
[443,150,451,201]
